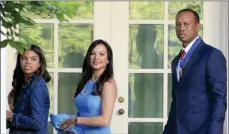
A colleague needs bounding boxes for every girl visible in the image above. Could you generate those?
[6,44,51,134]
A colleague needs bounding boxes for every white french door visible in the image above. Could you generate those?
[2,1,228,134]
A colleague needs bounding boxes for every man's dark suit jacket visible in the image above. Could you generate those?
[163,39,227,134]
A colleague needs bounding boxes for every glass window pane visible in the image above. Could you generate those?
[128,122,163,134]
[168,24,203,68]
[47,73,54,115]
[129,2,164,20]
[129,73,163,118]
[129,24,164,69]
[20,23,54,68]
[58,73,81,114]
[48,122,53,134]
[168,1,203,20]
[58,24,93,68]
[22,2,93,19]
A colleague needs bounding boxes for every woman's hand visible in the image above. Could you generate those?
[60,116,77,132]
[6,110,13,120]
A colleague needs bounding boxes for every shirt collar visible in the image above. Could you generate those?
[183,36,199,53]
[22,74,37,88]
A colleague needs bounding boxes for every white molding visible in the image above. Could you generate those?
[163,1,169,128]
[33,19,94,24]
[128,118,164,122]
[1,48,6,134]
[110,1,129,133]
[47,68,82,73]
[128,69,166,73]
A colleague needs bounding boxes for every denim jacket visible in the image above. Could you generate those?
[9,75,50,134]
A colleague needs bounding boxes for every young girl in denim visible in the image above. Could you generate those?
[6,45,51,134]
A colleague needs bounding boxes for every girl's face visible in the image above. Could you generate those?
[90,44,109,71]
[20,50,40,79]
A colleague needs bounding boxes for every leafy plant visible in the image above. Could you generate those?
[0,1,80,53]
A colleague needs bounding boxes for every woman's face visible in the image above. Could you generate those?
[20,50,40,79]
[90,44,109,71]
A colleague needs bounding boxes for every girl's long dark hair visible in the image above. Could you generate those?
[74,39,114,97]
[12,44,51,103]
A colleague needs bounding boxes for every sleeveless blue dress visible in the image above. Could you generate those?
[70,80,111,134]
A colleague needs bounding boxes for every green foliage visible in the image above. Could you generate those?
[0,1,80,53]
[19,23,54,67]
[129,1,164,20]
[169,1,203,20]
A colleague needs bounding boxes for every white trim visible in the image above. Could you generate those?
[54,23,58,69]
[33,19,94,24]
[53,71,58,134]
[128,118,164,122]
[129,20,167,24]
[163,1,169,128]
[110,1,129,133]
[53,17,59,134]
[47,68,82,73]
[128,69,166,73]
[128,20,203,25]
[1,48,7,133]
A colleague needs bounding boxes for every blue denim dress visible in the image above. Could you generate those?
[9,75,50,134]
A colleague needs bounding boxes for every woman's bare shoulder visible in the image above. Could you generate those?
[104,79,117,88]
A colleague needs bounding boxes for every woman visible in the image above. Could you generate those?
[6,44,51,134]
[54,39,117,134]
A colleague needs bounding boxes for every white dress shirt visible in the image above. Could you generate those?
[176,36,200,81]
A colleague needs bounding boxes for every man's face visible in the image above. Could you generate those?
[176,11,200,47]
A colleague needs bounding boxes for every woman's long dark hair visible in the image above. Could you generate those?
[74,39,114,97]
[12,44,51,103]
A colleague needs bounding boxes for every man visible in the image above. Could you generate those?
[163,8,227,134]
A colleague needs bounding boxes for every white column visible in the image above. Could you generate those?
[1,23,17,134]
[203,1,228,56]
[204,2,228,134]
[1,25,7,134]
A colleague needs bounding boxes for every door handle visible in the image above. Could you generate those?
[118,109,125,115]
[118,96,124,103]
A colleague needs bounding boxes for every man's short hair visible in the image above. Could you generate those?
[176,8,200,23]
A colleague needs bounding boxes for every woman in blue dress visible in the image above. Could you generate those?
[59,39,117,134]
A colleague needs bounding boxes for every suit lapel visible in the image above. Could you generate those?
[172,53,181,88]
[179,40,204,83]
